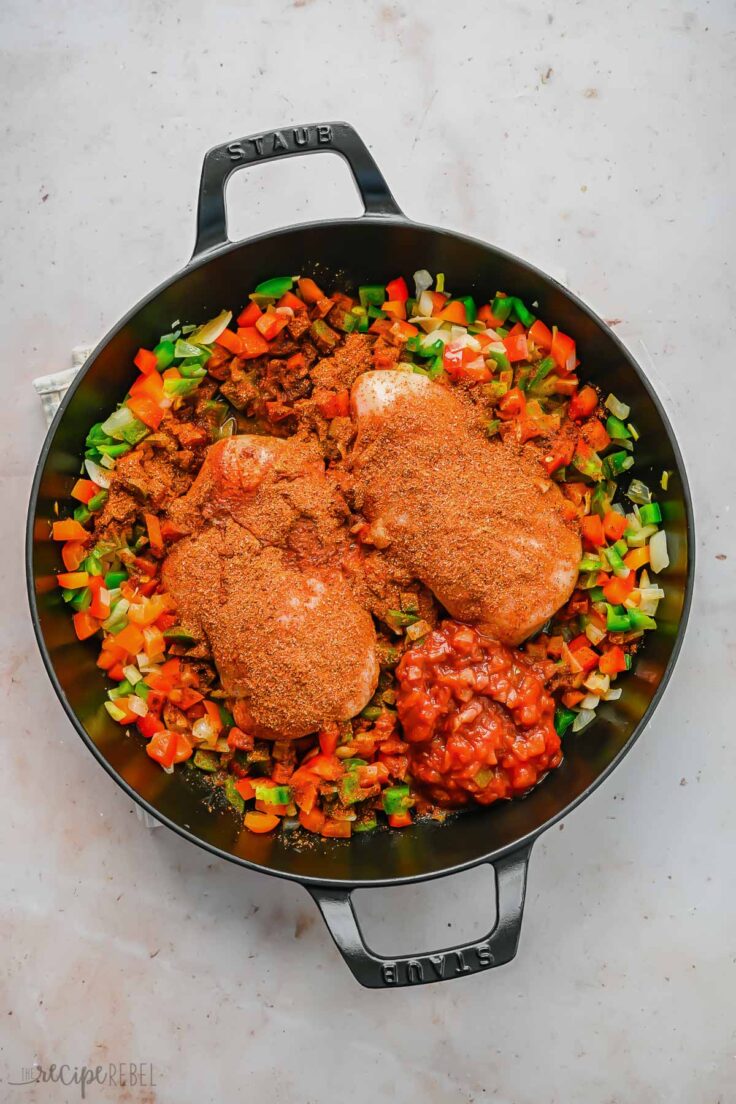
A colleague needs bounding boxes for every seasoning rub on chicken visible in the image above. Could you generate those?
[350,371,582,645]
[162,435,378,739]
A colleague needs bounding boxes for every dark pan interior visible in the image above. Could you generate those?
[28,219,693,886]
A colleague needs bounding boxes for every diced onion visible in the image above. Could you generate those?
[192,716,218,748]
[585,620,607,646]
[572,708,597,732]
[627,479,652,505]
[603,687,622,701]
[128,696,148,717]
[123,664,142,685]
[413,270,433,298]
[84,458,112,488]
[101,406,136,439]
[605,393,631,420]
[417,290,435,317]
[187,309,232,347]
[649,529,669,573]
[584,671,610,695]
[627,524,657,548]
[420,329,448,350]
[579,693,601,710]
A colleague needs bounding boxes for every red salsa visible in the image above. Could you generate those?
[396,621,561,807]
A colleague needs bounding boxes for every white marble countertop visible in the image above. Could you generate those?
[2,1,734,1101]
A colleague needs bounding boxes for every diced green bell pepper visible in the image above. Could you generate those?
[88,490,108,512]
[255,784,292,805]
[162,627,198,646]
[120,418,149,446]
[604,451,635,477]
[639,502,662,526]
[382,784,413,815]
[359,285,386,309]
[353,816,378,833]
[457,296,477,324]
[73,505,91,525]
[153,340,175,370]
[104,570,128,589]
[605,414,630,439]
[193,750,219,772]
[108,679,134,700]
[603,545,629,578]
[224,776,245,813]
[486,349,511,373]
[628,609,657,631]
[554,707,577,737]
[606,604,632,632]
[254,276,293,298]
[528,356,555,391]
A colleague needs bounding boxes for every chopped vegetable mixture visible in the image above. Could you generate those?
[52,272,670,838]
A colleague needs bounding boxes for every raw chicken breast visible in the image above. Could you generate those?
[163,436,378,739]
[350,371,581,644]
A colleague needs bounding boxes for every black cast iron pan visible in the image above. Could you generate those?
[26,122,694,987]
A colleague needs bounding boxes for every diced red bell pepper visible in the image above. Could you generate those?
[137,712,165,739]
[581,514,605,548]
[541,436,576,475]
[130,370,165,403]
[277,290,307,312]
[297,277,325,303]
[234,778,255,800]
[477,303,505,328]
[551,329,576,373]
[298,807,326,833]
[603,510,628,542]
[134,348,158,375]
[52,520,90,542]
[497,387,526,419]
[568,641,599,672]
[568,385,598,421]
[321,819,352,839]
[57,570,89,589]
[237,326,270,359]
[599,645,628,675]
[304,754,343,781]
[389,319,419,342]
[581,417,610,452]
[255,311,289,341]
[71,479,99,504]
[386,276,409,302]
[127,396,163,430]
[382,300,407,321]
[316,390,350,419]
[146,730,178,768]
[61,540,87,571]
[72,611,100,640]
[503,333,529,363]
[244,811,280,834]
[215,328,243,355]
[237,301,262,326]
[436,301,468,325]
[602,571,636,604]
[319,725,340,756]
[88,577,110,620]
[528,319,553,349]
[388,811,413,829]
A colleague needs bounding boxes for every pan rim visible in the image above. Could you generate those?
[25,214,696,888]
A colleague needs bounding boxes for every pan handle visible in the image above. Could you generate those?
[192,120,403,259]
[307,844,533,989]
